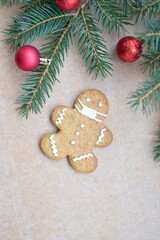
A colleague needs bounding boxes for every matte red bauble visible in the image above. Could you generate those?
[55,0,82,11]
[116,36,142,63]
[15,45,40,71]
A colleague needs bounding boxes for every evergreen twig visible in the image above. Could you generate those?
[140,52,160,73]
[89,0,131,34]
[73,9,112,79]
[2,3,72,50]
[128,71,160,115]
[137,18,160,53]
[127,0,160,22]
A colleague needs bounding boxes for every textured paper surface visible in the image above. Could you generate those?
[0,6,160,240]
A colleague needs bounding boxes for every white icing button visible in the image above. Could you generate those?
[71,141,75,145]
[80,124,84,128]
[98,103,102,107]
[86,98,91,102]
[75,132,80,136]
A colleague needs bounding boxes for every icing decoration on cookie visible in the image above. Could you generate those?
[86,98,91,102]
[73,153,93,162]
[75,99,107,122]
[96,128,106,145]
[71,141,75,145]
[75,131,80,136]
[98,103,102,107]
[50,135,58,157]
[80,124,84,128]
[55,108,67,125]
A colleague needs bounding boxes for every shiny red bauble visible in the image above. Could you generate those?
[116,36,142,63]
[55,0,82,11]
[15,45,40,71]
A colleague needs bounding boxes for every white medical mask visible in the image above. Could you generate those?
[75,99,107,122]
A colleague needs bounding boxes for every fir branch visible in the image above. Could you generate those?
[28,22,72,107]
[127,0,160,10]
[3,3,72,50]
[140,52,160,73]
[136,18,160,73]
[127,0,160,21]
[116,0,132,16]
[153,129,160,162]
[81,10,102,70]
[16,21,72,118]
[3,0,89,50]
[73,9,112,79]
[128,71,160,115]
[89,0,131,34]
[137,18,160,53]
[141,0,160,9]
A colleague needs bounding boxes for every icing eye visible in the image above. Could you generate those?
[98,103,102,107]
[80,124,84,128]
[86,98,91,102]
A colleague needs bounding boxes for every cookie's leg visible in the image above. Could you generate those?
[69,153,98,173]
[40,133,67,160]
[95,128,113,148]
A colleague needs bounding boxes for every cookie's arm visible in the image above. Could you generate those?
[95,126,113,147]
[51,106,72,128]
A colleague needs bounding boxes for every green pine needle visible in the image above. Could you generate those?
[127,0,160,22]
[2,3,72,50]
[140,52,160,73]
[137,18,160,53]
[136,17,160,80]
[89,0,131,34]
[128,71,160,116]
[73,9,113,79]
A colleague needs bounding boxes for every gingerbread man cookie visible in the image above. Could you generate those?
[40,89,113,173]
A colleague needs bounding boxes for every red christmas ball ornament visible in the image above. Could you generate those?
[116,36,142,63]
[55,0,82,11]
[15,45,40,71]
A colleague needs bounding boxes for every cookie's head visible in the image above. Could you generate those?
[74,89,109,122]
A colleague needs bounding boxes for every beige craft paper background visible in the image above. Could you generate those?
[0,5,160,240]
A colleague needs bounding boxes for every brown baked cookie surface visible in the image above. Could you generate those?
[40,89,113,173]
